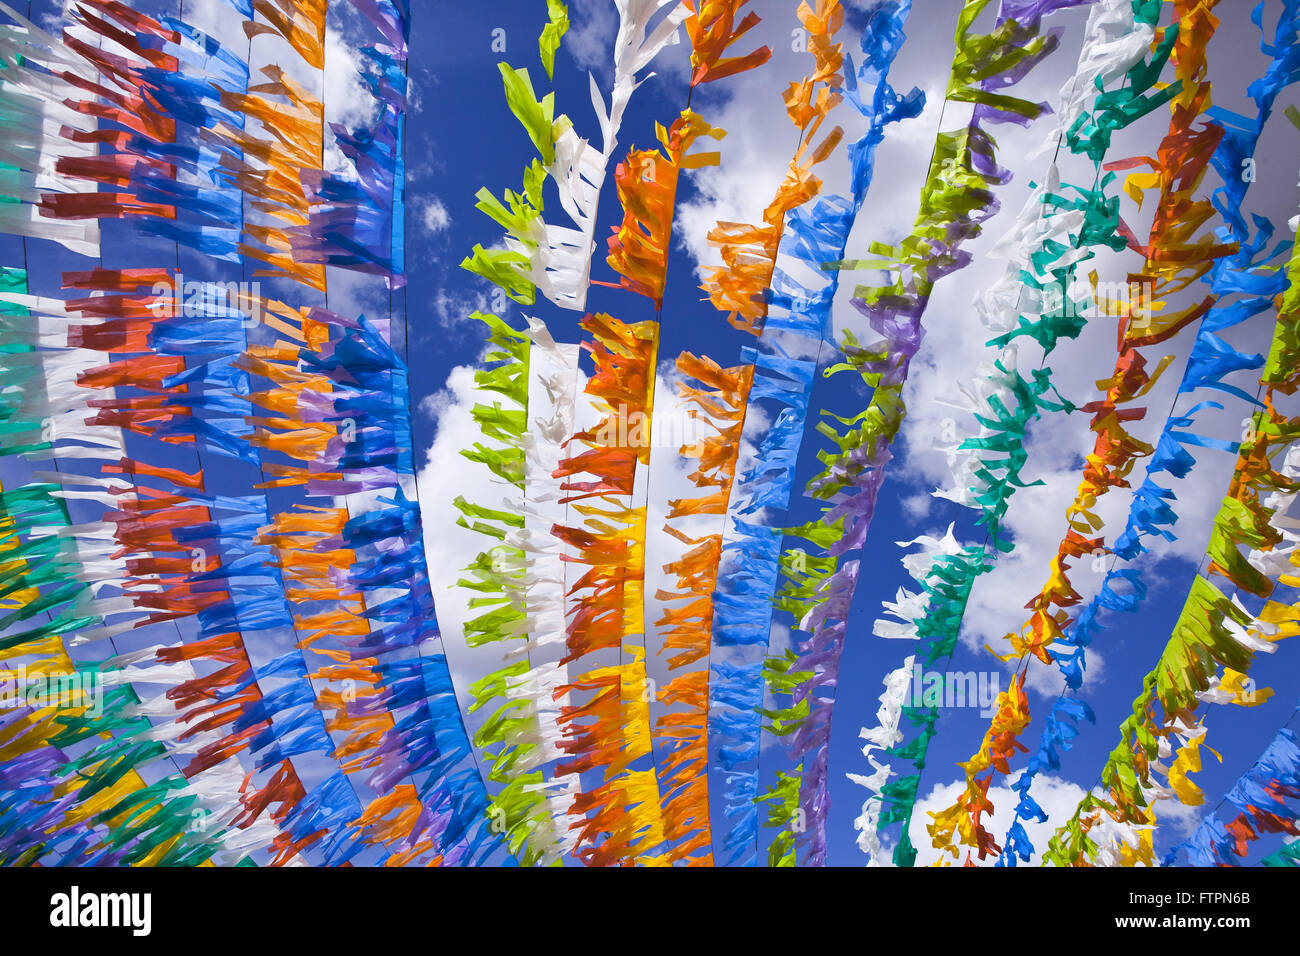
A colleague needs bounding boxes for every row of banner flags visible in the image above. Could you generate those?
[0,0,1297,867]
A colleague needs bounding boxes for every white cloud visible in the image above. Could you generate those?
[418,382,458,420]
[901,491,933,523]
[414,341,598,748]
[416,364,524,725]
[645,369,736,630]
[172,0,248,50]
[672,3,886,281]
[179,0,386,180]
[418,196,452,235]
[324,267,390,324]
[904,245,1242,656]
[1023,650,1106,698]
[324,5,384,127]
[873,0,1247,666]
[907,772,1094,866]
[565,0,619,73]
[432,287,494,332]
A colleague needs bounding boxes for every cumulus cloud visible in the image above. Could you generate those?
[324,6,384,127]
[415,341,591,735]
[1023,649,1107,698]
[323,267,391,324]
[867,0,1245,669]
[907,772,1093,866]
[418,380,459,420]
[417,196,452,235]
[416,365,504,720]
[901,491,933,523]
[643,369,743,704]
[565,0,619,73]
[901,219,1240,659]
[174,0,387,181]
[432,287,495,333]
[168,0,247,49]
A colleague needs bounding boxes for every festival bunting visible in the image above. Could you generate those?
[0,0,1298,876]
